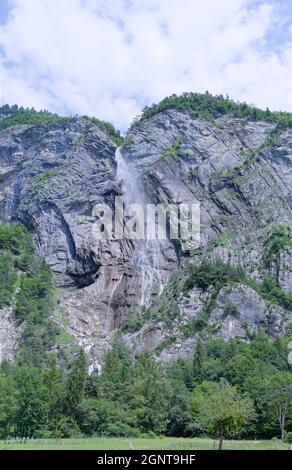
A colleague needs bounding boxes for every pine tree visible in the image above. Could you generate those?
[65,349,87,415]
[43,356,62,422]
[193,338,204,383]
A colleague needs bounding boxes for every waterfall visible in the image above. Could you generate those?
[133,239,165,308]
[115,147,165,309]
[116,147,141,205]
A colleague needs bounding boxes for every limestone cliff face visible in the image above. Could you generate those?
[0,108,291,367]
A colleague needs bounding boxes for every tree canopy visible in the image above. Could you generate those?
[133,92,292,128]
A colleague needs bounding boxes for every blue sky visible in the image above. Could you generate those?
[0,0,291,129]
[0,0,10,24]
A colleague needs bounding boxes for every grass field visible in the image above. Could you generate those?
[0,437,288,451]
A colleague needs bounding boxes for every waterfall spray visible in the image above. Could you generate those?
[115,147,165,309]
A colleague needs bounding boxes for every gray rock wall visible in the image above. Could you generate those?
[0,109,291,366]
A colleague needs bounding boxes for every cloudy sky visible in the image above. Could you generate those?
[0,0,291,130]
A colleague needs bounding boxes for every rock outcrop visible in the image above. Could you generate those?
[0,306,21,362]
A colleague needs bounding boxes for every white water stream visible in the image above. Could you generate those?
[115,147,164,309]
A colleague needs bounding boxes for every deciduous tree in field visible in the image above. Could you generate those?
[194,380,254,449]
[266,372,292,440]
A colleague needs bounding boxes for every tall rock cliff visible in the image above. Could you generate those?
[0,97,291,369]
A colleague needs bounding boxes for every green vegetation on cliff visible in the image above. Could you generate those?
[135,92,292,127]
[122,259,292,337]
[0,105,70,130]
[0,223,57,365]
[0,105,123,145]
[263,225,292,272]
[86,116,124,146]
[184,260,292,312]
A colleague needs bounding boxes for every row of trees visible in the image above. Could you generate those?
[134,92,292,127]
[0,351,87,439]
[0,105,70,131]
[0,333,291,448]
[192,338,292,447]
[0,104,123,145]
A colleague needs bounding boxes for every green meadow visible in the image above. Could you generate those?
[0,437,288,451]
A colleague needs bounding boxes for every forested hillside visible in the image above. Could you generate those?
[1,334,292,444]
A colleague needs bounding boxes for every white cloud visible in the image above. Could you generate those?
[0,0,291,130]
